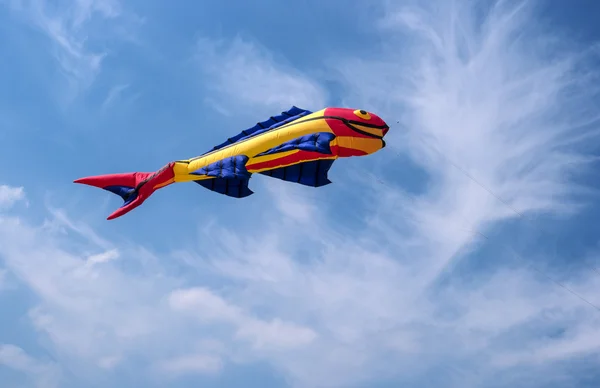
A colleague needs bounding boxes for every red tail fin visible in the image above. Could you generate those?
[74,164,175,220]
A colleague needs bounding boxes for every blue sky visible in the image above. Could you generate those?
[1,0,600,387]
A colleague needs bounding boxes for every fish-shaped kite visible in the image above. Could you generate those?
[74,106,390,220]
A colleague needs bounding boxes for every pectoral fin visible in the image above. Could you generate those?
[191,155,254,198]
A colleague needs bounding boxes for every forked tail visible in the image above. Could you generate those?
[74,164,175,220]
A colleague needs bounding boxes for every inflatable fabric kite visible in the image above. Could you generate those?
[74,107,390,220]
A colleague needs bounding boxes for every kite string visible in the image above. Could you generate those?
[471,229,600,312]
[418,136,600,277]
[366,132,600,312]
[367,171,600,313]
[393,122,600,277]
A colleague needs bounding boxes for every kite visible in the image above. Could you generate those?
[74,106,390,220]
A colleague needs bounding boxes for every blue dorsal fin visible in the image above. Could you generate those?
[204,106,312,154]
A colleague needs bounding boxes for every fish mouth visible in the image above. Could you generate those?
[343,120,388,139]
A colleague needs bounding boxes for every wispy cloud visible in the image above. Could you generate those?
[101,83,131,109]
[156,353,223,376]
[3,182,599,387]
[169,287,317,350]
[0,185,320,385]
[195,35,328,115]
[0,184,26,209]
[0,198,181,379]
[5,0,138,98]
[0,344,60,388]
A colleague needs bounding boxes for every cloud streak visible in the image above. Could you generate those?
[0,344,60,388]
[195,36,328,116]
[4,0,138,99]
[0,184,26,209]
[169,287,317,351]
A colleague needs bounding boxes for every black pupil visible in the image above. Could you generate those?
[360,110,367,115]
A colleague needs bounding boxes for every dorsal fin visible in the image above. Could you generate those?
[204,106,312,154]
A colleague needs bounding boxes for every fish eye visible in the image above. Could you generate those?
[353,109,371,120]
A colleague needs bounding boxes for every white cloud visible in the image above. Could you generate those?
[0,344,60,388]
[1,181,599,386]
[169,287,317,351]
[101,83,131,109]
[169,287,240,323]
[195,35,328,115]
[185,196,600,387]
[0,210,185,379]
[0,203,316,385]
[263,179,318,224]
[5,0,139,98]
[86,248,119,265]
[0,184,26,209]
[157,354,223,376]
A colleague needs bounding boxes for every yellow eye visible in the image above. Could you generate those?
[353,109,371,120]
